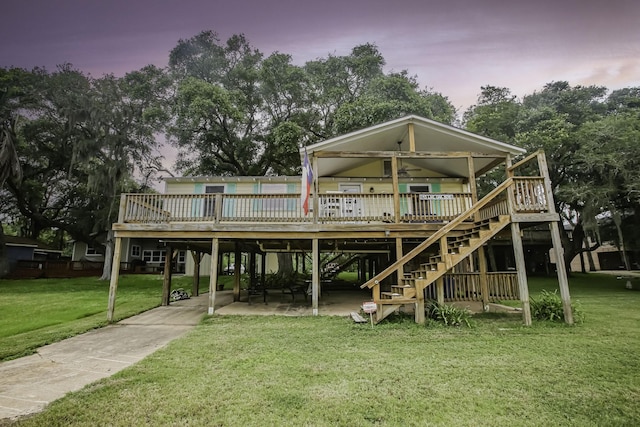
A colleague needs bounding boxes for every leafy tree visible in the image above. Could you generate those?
[463,85,520,142]
[0,65,168,279]
[463,86,520,197]
[333,71,455,133]
[0,70,25,277]
[463,81,630,271]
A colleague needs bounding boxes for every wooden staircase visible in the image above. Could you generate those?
[375,215,510,323]
[361,178,519,324]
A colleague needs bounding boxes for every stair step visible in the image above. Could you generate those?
[391,285,414,291]
[375,298,417,305]
[381,291,404,299]
[391,285,416,298]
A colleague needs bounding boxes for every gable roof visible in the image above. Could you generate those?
[5,236,62,253]
[301,115,526,178]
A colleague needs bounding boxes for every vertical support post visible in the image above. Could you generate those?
[511,222,532,325]
[408,122,416,152]
[367,257,374,279]
[467,155,478,220]
[391,156,401,223]
[506,154,531,325]
[395,238,403,285]
[106,236,123,322]
[436,277,445,305]
[312,238,319,316]
[208,238,219,315]
[260,253,267,287]
[249,251,256,288]
[312,155,319,224]
[233,243,241,302]
[439,236,450,269]
[161,246,174,306]
[537,151,573,324]
[216,249,224,291]
[550,222,574,324]
[117,194,127,223]
[478,246,490,311]
[214,193,223,223]
[190,250,201,297]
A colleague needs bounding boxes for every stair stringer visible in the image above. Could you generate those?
[373,215,511,324]
[414,215,511,296]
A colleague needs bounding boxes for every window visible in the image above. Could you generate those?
[409,185,431,193]
[142,250,166,263]
[261,183,288,211]
[177,251,186,264]
[85,246,99,256]
[383,160,392,176]
[131,245,141,257]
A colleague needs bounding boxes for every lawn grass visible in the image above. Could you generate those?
[11,273,640,426]
[0,275,196,361]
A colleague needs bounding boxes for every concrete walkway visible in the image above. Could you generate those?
[0,291,232,422]
[0,287,521,421]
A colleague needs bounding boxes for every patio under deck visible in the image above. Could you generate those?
[207,289,522,318]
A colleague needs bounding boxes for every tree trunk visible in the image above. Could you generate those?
[613,210,631,270]
[99,230,114,281]
[0,225,9,278]
[276,253,294,274]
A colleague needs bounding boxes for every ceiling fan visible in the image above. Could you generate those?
[396,141,420,176]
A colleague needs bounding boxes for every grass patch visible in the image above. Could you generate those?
[0,275,196,361]
[11,273,640,426]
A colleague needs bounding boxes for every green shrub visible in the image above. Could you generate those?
[425,301,473,327]
[530,290,583,322]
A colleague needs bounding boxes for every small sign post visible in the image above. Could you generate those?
[362,301,377,328]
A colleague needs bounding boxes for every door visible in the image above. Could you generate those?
[409,184,431,217]
[203,185,224,218]
[338,183,363,217]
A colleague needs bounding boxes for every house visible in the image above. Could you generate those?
[107,115,573,324]
[5,236,63,267]
[72,240,187,274]
[5,236,64,278]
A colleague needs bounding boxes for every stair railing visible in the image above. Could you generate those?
[361,177,515,290]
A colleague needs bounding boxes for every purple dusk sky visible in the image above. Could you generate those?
[2,0,639,111]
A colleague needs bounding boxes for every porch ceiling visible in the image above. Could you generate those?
[304,115,525,178]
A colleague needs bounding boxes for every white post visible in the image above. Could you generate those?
[208,238,219,315]
[312,238,319,316]
[511,222,532,325]
[107,237,123,322]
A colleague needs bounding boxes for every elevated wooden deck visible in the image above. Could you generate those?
[112,176,556,239]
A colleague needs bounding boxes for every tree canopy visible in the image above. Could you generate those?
[168,31,455,177]
[2,29,639,276]
[0,64,168,277]
[464,81,640,268]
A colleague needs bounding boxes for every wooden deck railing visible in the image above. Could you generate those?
[423,272,518,302]
[118,176,550,225]
[511,177,548,212]
[399,193,472,222]
[119,192,475,224]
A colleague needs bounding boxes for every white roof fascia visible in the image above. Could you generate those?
[301,114,526,156]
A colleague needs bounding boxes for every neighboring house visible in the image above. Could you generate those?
[72,240,187,273]
[5,236,63,269]
[107,115,573,324]
[5,236,64,278]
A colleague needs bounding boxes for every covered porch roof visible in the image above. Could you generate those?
[302,115,526,178]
